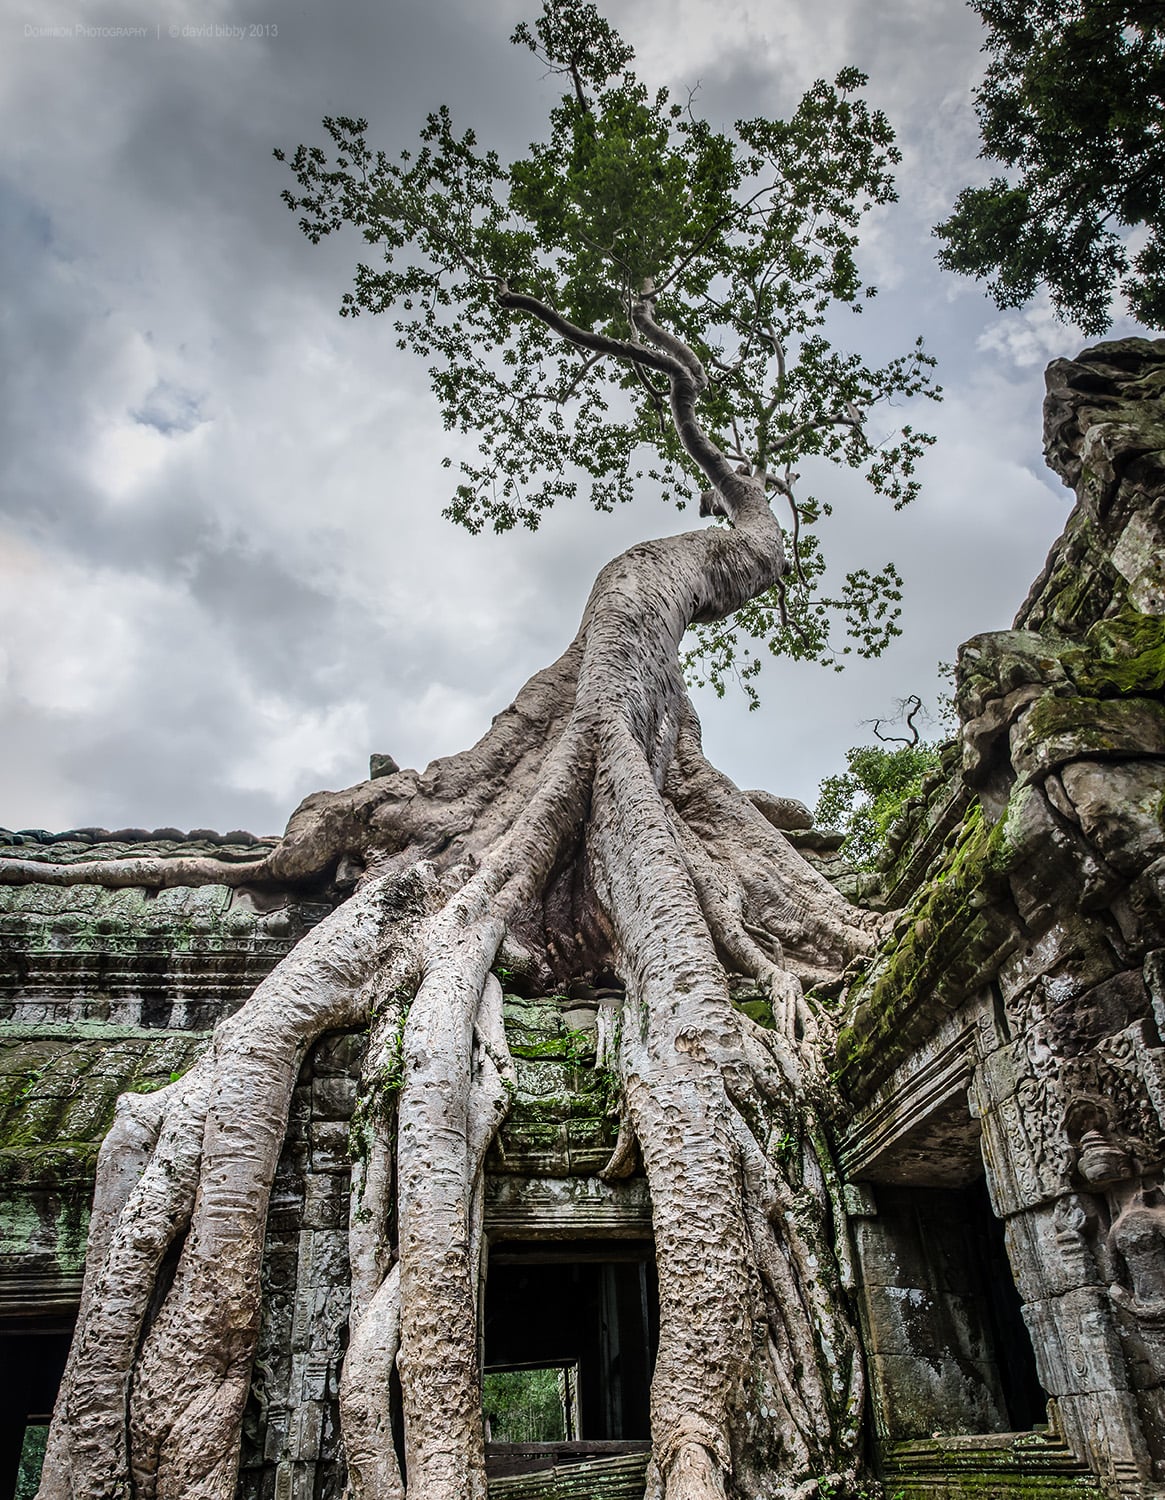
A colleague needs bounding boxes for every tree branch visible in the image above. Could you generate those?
[630,283,708,389]
[496,285,683,381]
[871,693,923,746]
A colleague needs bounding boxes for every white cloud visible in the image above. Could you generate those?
[0,539,150,714]
[227,697,372,803]
[0,0,1136,837]
[977,296,1086,370]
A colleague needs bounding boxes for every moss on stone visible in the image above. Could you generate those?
[834,803,1018,1099]
[1013,693,1165,783]
[1066,609,1165,697]
[0,1033,207,1160]
[732,995,775,1028]
[493,999,620,1172]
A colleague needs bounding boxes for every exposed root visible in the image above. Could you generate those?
[598,1106,640,1181]
[34,1090,167,1500]
[342,1261,404,1500]
[31,489,879,1500]
[0,852,275,889]
[40,869,433,1500]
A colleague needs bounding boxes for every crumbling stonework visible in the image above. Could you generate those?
[2,339,1164,1500]
[837,339,1165,1498]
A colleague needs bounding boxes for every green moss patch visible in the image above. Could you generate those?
[0,1033,206,1165]
[1067,609,1165,697]
[835,804,1018,1100]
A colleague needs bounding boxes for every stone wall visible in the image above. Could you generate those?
[836,339,1165,1495]
[0,843,329,1323]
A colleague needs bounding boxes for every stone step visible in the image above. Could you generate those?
[487,1449,650,1500]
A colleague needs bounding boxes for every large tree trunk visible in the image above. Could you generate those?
[24,476,877,1500]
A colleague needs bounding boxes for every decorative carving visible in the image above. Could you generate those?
[1108,1189,1165,1324]
[1065,1101,1137,1192]
[1078,1130,1135,1191]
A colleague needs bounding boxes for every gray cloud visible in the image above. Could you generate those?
[0,0,1146,837]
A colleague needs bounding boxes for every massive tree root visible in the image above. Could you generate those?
[24,472,880,1500]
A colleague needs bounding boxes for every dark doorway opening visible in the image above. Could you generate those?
[965,1176,1047,1431]
[857,1178,1047,1441]
[483,1240,657,1476]
[0,1316,74,1500]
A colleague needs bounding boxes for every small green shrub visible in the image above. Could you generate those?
[814,741,942,869]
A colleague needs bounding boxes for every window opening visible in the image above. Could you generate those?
[15,1424,49,1500]
[482,1361,580,1443]
[483,1240,657,1476]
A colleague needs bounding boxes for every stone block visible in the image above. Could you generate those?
[272,1146,310,1190]
[302,1173,347,1230]
[298,1355,331,1403]
[501,996,565,1049]
[862,1283,997,1368]
[483,1171,652,1237]
[977,1080,1065,1215]
[1003,1201,1103,1304]
[852,1211,927,1290]
[1056,1389,1149,1483]
[996,919,1119,1015]
[1060,758,1165,878]
[1115,1310,1165,1395]
[1012,696,1165,785]
[843,1182,878,1217]
[57,1084,122,1144]
[264,1409,290,1462]
[1023,1286,1129,1397]
[1118,856,1165,951]
[283,1098,311,1145]
[310,1075,357,1121]
[309,1120,351,1172]
[1043,968,1150,1059]
[268,1197,308,1236]
[310,1029,365,1075]
[290,1462,319,1500]
[260,1245,300,1295]
[292,1230,350,1313]
[861,1283,938,1356]
[512,1058,582,1106]
[868,1352,1006,1441]
[1131,1380,1165,1475]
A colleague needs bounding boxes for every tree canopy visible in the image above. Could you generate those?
[25,11,927,1498]
[935,0,1165,333]
[275,0,939,698]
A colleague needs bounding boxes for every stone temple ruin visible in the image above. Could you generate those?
[3,338,1165,1500]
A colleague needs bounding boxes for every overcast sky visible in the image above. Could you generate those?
[0,0,1147,837]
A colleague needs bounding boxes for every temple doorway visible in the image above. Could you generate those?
[482,1239,658,1480]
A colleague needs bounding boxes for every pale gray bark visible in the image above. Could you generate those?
[29,288,878,1500]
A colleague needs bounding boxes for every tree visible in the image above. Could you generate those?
[814,739,942,870]
[13,7,939,1500]
[935,0,1165,333]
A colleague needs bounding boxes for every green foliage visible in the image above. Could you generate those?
[935,0,1165,332]
[16,1426,48,1500]
[483,1366,570,1443]
[276,0,939,688]
[508,1021,596,1066]
[348,1000,411,1162]
[813,740,942,869]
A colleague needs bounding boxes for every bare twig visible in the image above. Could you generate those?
[871,693,923,746]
